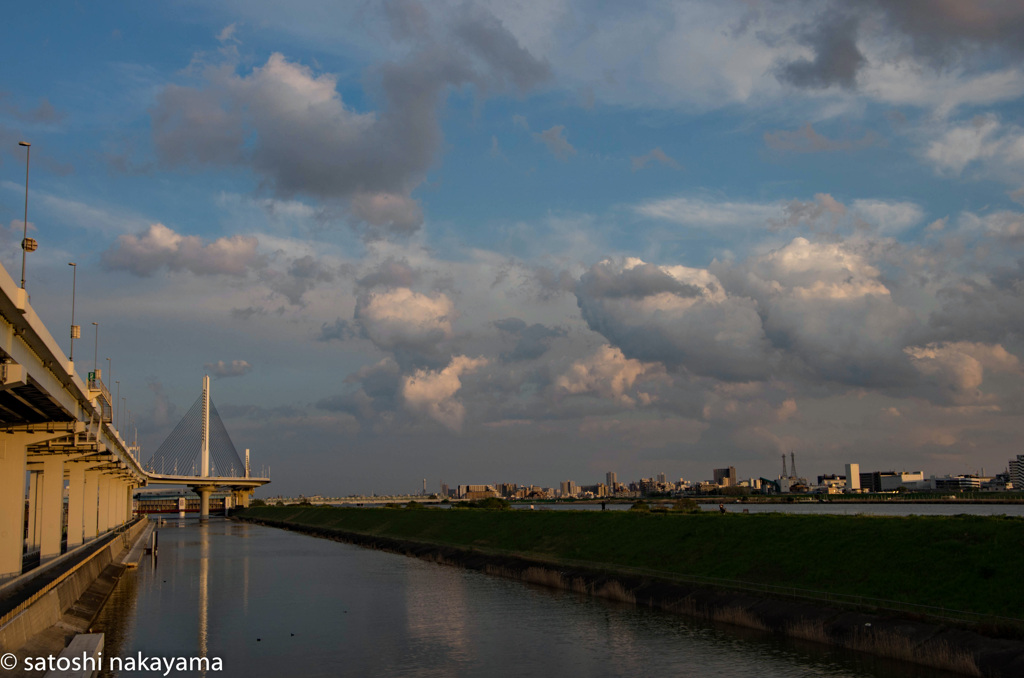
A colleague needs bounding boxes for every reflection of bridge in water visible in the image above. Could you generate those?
[144,375,269,519]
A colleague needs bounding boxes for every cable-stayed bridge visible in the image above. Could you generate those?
[145,375,269,518]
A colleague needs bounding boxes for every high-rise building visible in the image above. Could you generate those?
[606,471,617,490]
[845,463,860,491]
[657,472,667,484]
[713,466,737,487]
[1009,455,1024,488]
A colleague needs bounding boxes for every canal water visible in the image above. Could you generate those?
[93,519,963,678]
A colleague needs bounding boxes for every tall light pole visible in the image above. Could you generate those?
[18,141,32,289]
[115,381,120,428]
[107,358,111,385]
[92,323,99,375]
[68,263,79,362]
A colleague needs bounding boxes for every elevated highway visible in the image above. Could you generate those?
[0,257,267,583]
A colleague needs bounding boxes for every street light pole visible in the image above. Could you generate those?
[115,381,120,428]
[68,263,79,362]
[18,141,31,289]
[92,323,99,374]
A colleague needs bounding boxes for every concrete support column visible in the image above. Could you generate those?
[97,475,110,533]
[26,471,40,551]
[198,487,213,521]
[38,456,64,561]
[109,478,122,527]
[83,470,99,540]
[0,439,27,580]
[125,483,135,522]
[66,463,86,549]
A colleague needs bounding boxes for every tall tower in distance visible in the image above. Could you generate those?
[606,471,617,491]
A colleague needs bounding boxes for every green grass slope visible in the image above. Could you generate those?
[239,505,1023,619]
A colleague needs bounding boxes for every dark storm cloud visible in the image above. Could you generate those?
[318,318,356,343]
[777,12,865,90]
[451,3,552,93]
[261,254,335,306]
[870,0,1024,62]
[149,4,549,236]
[0,93,66,124]
[575,259,775,382]
[577,261,703,300]
[356,258,420,289]
[493,317,566,362]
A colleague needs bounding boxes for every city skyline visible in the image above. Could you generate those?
[4,2,1024,496]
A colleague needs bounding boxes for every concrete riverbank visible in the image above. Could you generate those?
[0,517,150,675]
[239,506,1024,677]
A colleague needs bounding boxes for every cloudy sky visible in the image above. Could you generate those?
[4,1,1024,495]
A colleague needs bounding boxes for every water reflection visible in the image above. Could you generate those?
[92,519,965,678]
[198,523,208,671]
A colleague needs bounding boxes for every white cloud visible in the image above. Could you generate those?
[355,288,456,355]
[634,196,781,229]
[575,257,774,381]
[864,65,1024,118]
[533,125,576,160]
[555,345,665,406]
[102,223,261,277]
[905,342,1020,405]
[960,209,1024,241]
[925,114,1003,175]
[205,359,252,378]
[402,355,488,431]
[753,237,891,300]
[852,199,925,233]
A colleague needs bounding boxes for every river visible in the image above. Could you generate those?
[92,518,966,677]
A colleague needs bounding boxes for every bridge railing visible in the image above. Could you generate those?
[87,376,113,422]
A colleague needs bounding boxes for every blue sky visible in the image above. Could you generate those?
[4,1,1024,495]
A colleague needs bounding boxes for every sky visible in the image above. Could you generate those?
[3,0,1024,496]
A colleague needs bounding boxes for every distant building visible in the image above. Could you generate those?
[845,463,860,491]
[459,484,498,499]
[657,472,667,484]
[934,475,982,492]
[859,470,923,492]
[559,480,578,497]
[1010,455,1024,489]
[606,471,617,490]
[713,466,737,487]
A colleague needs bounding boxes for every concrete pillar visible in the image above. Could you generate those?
[83,470,99,540]
[198,487,213,521]
[126,483,135,522]
[66,463,86,549]
[97,475,110,533]
[110,478,122,526]
[38,456,64,561]
[0,438,27,579]
[26,471,40,551]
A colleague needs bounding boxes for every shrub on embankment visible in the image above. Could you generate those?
[238,505,1024,619]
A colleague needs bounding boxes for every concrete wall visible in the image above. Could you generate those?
[0,518,148,653]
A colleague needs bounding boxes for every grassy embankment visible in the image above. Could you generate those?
[239,505,1023,620]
